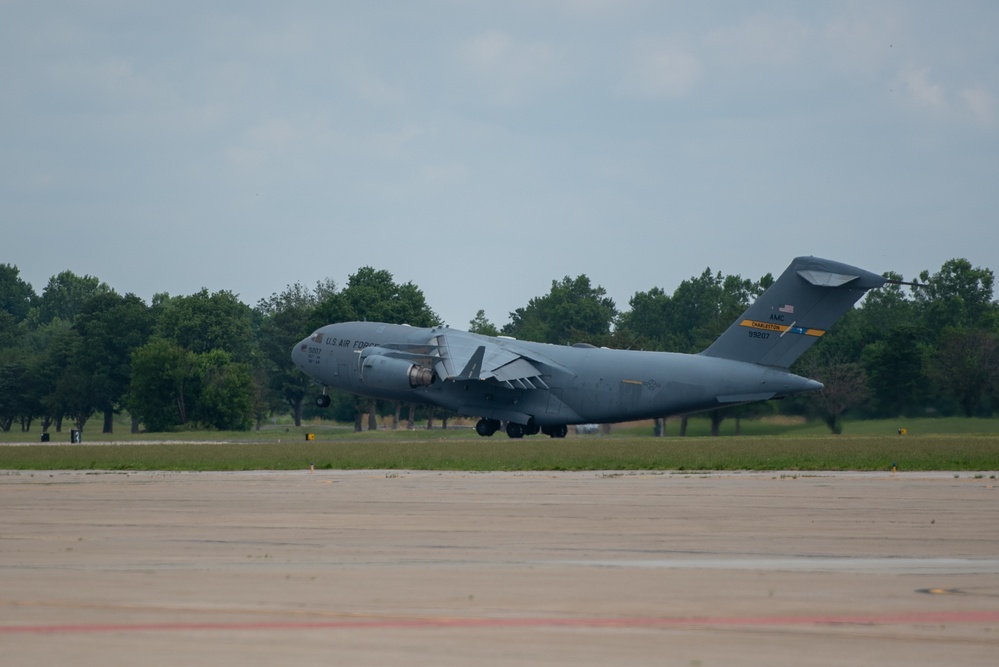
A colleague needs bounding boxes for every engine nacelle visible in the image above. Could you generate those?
[359,350,434,393]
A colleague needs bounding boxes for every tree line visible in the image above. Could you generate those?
[1,258,996,435]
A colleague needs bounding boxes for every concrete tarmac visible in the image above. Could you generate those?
[1,469,998,666]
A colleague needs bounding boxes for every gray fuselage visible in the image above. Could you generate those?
[292,322,821,427]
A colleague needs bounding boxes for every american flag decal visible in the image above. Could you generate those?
[778,304,794,314]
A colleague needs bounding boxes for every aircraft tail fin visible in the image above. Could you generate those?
[701,256,885,368]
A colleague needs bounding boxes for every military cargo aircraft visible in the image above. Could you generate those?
[292,257,885,438]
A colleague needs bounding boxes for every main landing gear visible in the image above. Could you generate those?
[475,418,501,437]
[475,418,567,439]
[541,424,569,438]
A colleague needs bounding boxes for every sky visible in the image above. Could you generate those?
[3,1,997,329]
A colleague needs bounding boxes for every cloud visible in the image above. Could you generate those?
[705,15,811,68]
[419,161,469,188]
[2,2,996,330]
[896,69,997,128]
[225,118,298,170]
[225,19,315,59]
[822,8,903,76]
[366,123,429,157]
[458,30,561,105]
[960,85,996,127]
[47,57,166,111]
[350,74,406,106]
[225,116,335,172]
[539,0,644,20]
[620,38,703,99]
[901,68,946,109]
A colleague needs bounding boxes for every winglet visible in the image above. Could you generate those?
[455,345,486,380]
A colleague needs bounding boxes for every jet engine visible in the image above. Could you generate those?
[359,349,434,393]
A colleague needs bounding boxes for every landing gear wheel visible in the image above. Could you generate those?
[506,422,525,439]
[315,394,331,408]
[542,425,568,438]
[524,421,540,436]
[476,418,500,437]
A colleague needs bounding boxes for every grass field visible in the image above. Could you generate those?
[5,415,999,445]
[1,417,997,472]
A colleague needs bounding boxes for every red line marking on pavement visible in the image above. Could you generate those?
[2,611,998,635]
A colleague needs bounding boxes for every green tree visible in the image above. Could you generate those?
[663,269,760,353]
[929,327,998,417]
[250,365,283,430]
[15,319,74,431]
[860,272,917,335]
[801,357,869,434]
[0,360,30,432]
[345,267,440,325]
[618,269,766,356]
[861,325,929,417]
[43,327,97,431]
[153,289,257,362]
[17,275,118,432]
[468,309,499,336]
[32,271,110,325]
[0,264,35,320]
[257,279,337,426]
[310,267,439,329]
[915,259,997,335]
[192,349,254,430]
[74,292,152,432]
[503,275,617,344]
[128,340,195,431]
[0,266,34,429]
[616,287,678,351]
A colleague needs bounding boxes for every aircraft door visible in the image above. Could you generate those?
[618,379,643,410]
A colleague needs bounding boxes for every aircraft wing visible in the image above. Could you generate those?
[430,331,551,390]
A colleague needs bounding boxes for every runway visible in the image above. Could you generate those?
[1,470,997,665]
